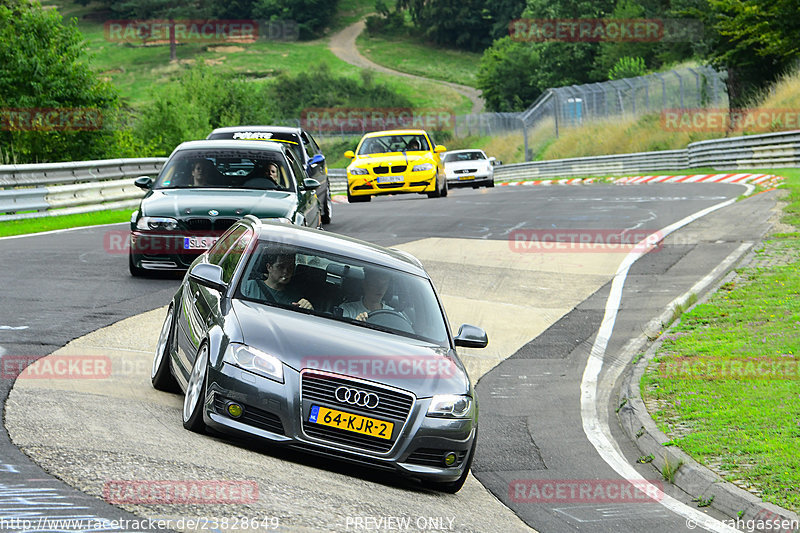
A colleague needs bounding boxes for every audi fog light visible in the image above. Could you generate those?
[427,395,472,418]
[412,163,433,172]
[226,401,244,418]
[136,216,178,231]
[223,343,284,383]
[444,452,457,466]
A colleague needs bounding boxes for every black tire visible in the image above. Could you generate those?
[321,185,333,224]
[426,434,477,494]
[129,252,146,277]
[487,179,495,188]
[427,175,442,198]
[151,305,179,392]
[182,343,209,433]
[441,176,448,197]
[347,190,371,203]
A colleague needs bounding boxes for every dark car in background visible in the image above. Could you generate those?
[151,216,488,492]
[207,126,333,224]
[129,140,321,276]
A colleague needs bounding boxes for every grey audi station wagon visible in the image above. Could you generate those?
[151,216,488,492]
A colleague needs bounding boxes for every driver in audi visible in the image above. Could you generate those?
[339,267,394,322]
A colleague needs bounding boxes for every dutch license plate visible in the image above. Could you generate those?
[377,175,404,184]
[183,236,218,250]
[309,405,393,440]
[458,175,475,181]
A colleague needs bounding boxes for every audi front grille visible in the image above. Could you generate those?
[300,370,415,454]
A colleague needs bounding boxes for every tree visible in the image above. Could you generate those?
[0,1,120,163]
[253,0,340,40]
[396,0,526,52]
[692,0,800,105]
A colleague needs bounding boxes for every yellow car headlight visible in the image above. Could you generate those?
[412,163,434,172]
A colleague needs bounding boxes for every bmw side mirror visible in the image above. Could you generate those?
[488,157,496,165]
[434,145,446,153]
[302,178,321,191]
[189,263,227,292]
[134,176,154,190]
[344,150,355,159]
[308,154,325,169]
[454,324,488,348]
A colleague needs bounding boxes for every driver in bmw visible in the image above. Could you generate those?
[339,268,393,321]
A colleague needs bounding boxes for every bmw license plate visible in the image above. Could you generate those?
[183,236,218,250]
[309,405,393,440]
[377,175,404,184]
[458,175,475,181]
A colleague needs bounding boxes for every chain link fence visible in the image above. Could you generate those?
[453,65,728,159]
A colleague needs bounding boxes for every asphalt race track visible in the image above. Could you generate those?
[0,182,781,532]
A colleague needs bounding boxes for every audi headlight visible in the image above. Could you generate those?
[349,167,369,175]
[223,343,284,383]
[412,163,433,172]
[427,394,473,418]
[136,216,178,231]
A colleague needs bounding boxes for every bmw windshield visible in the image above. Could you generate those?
[154,148,296,192]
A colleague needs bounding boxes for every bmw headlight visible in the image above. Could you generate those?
[136,216,178,231]
[223,343,284,383]
[412,163,434,172]
[349,167,369,175]
[427,395,473,418]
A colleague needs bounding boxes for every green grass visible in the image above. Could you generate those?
[356,33,482,88]
[48,1,471,113]
[641,168,800,511]
[0,209,132,238]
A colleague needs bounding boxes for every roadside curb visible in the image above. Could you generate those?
[617,237,800,532]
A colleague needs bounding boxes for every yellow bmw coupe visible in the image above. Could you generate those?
[344,130,447,202]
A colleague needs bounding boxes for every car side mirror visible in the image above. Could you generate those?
[488,157,496,164]
[302,178,321,190]
[434,145,446,153]
[134,176,154,190]
[189,263,227,292]
[344,150,355,159]
[308,153,325,169]
[454,324,488,348]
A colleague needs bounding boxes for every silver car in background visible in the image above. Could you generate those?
[443,149,496,188]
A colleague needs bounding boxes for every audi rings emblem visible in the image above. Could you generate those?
[335,386,380,409]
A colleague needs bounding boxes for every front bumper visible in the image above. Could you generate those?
[203,364,476,483]
[129,232,211,270]
[347,170,438,197]
[446,171,493,187]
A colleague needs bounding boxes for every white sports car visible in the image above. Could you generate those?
[443,149,496,188]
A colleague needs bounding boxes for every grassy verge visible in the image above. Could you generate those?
[0,209,132,238]
[356,33,481,88]
[51,1,470,113]
[641,168,800,512]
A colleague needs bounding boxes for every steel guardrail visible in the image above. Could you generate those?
[1,129,797,220]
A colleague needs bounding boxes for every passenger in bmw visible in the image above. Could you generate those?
[191,159,217,187]
[246,251,315,310]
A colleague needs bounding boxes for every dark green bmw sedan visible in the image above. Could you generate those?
[129,140,321,276]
